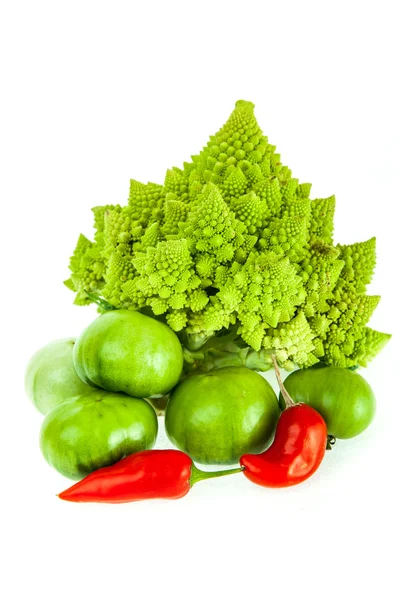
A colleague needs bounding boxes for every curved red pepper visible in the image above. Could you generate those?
[240,356,328,488]
[240,403,327,487]
[58,449,241,503]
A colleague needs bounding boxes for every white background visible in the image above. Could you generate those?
[1,1,399,598]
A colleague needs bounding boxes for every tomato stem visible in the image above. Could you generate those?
[271,355,296,408]
[190,464,243,487]
[326,434,336,450]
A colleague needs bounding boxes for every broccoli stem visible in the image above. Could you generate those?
[182,330,274,374]
[84,291,117,312]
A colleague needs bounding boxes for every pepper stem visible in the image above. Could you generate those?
[271,354,296,408]
[190,464,243,487]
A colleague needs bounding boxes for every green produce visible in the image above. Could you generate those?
[165,366,280,465]
[279,366,376,438]
[25,338,93,415]
[65,100,390,373]
[40,390,158,479]
[73,309,183,398]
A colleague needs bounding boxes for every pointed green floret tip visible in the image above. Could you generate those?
[65,100,390,370]
[235,100,255,111]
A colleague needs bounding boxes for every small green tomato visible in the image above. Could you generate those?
[165,366,280,465]
[40,390,158,480]
[73,310,183,398]
[280,366,376,439]
[25,338,93,415]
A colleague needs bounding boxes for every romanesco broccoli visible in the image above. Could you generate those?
[65,100,390,372]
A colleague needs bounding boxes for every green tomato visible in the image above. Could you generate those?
[73,310,183,398]
[40,390,158,479]
[280,367,376,439]
[25,338,93,415]
[165,367,280,465]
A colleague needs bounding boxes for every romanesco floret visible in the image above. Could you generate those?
[128,180,165,233]
[178,183,246,271]
[64,234,105,305]
[262,312,318,370]
[65,100,390,371]
[230,191,266,235]
[124,239,200,317]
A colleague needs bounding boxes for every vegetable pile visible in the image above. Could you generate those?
[65,100,390,372]
[25,100,391,503]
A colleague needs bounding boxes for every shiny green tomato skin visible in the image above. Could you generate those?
[25,338,93,415]
[165,367,280,465]
[280,367,376,439]
[40,390,158,480]
[73,310,183,398]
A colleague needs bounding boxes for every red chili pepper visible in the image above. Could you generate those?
[58,449,242,503]
[240,357,328,488]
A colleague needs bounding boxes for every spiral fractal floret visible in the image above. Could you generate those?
[65,100,390,372]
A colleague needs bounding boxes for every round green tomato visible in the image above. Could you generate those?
[40,390,158,479]
[25,338,93,415]
[165,367,280,465]
[280,366,376,439]
[73,310,183,398]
